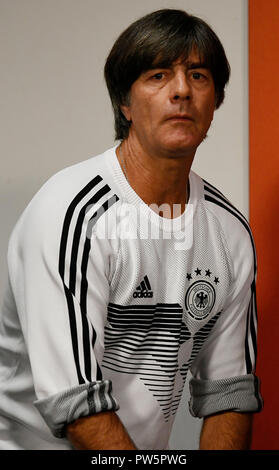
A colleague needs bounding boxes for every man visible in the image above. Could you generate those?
[0,9,262,450]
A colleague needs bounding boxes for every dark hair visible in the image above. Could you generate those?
[104,9,230,140]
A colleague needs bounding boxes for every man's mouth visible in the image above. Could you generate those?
[166,114,193,121]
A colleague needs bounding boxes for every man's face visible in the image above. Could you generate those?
[121,50,216,158]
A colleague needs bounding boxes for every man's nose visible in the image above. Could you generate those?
[170,71,191,103]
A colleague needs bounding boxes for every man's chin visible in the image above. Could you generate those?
[160,139,199,158]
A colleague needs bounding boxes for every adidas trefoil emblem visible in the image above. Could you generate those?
[133,275,153,298]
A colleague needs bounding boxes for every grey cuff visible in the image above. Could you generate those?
[34,379,119,438]
[189,374,263,418]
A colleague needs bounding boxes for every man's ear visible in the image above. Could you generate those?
[120,104,132,122]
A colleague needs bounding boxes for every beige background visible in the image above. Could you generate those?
[0,0,248,449]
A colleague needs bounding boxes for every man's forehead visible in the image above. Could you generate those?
[174,56,208,68]
[151,49,208,70]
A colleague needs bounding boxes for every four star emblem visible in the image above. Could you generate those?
[187,268,220,285]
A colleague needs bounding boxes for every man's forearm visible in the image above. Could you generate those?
[199,412,253,450]
[67,411,137,450]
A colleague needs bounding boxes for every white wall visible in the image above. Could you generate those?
[0,0,248,449]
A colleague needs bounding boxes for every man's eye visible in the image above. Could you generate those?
[192,72,207,80]
[152,72,164,80]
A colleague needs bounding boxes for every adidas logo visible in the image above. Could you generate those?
[133,275,153,298]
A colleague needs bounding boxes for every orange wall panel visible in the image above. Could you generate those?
[249,0,279,450]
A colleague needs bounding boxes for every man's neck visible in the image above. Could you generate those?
[116,138,195,219]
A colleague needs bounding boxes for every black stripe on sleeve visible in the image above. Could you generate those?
[244,283,258,375]
[69,184,111,295]
[202,178,225,197]
[204,190,260,377]
[204,183,249,225]
[250,280,258,363]
[59,174,119,385]
[79,195,119,382]
[59,175,102,279]
[204,194,256,277]
[58,175,103,385]
[63,285,85,384]
[245,293,253,374]
[91,323,103,381]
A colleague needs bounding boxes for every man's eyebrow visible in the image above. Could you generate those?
[187,62,209,69]
[143,61,209,73]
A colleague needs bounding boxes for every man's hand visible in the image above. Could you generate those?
[66,411,137,450]
[199,411,253,450]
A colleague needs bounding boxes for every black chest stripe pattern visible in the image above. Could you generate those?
[103,303,222,421]
[59,175,119,385]
[203,180,258,376]
[185,310,222,371]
